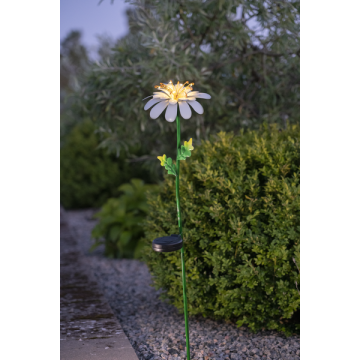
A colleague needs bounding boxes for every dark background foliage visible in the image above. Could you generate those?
[60,30,90,145]
[60,120,155,209]
[73,0,299,176]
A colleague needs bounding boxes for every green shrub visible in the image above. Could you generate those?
[60,120,154,209]
[141,124,300,335]
[91,179,159,259]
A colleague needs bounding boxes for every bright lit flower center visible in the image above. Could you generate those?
[154,81,194,101]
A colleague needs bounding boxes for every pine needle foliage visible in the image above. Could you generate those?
[141,124,300,335]
[76,0,300,167]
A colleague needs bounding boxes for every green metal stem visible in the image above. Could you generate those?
[175,114,190,360]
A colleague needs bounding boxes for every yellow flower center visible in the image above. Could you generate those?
[154,81,194,101]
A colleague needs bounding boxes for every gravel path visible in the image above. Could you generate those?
[65,208,300,360]
[61,209,138,360]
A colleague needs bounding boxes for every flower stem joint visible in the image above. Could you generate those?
[143,81,210,360]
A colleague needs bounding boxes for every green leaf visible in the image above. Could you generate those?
[109,225,122,242]
[177,144,192,161]
[119,231,132,245]
[119,183,135,195]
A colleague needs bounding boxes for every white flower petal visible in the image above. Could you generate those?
[194,92,211,99]
[144,98,164,111]
[165,103,178,122]
[150,100,169,119]
[188,100,204,115]
[153,95,169,100]
[142,95,153,101]
[179,101,192,119]
[169,99,177,105]
[153,92,170,98]
[186,97,196,101]
[187,91,199,97]
[158,88,171,96]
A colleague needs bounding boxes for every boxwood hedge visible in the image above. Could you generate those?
[141,124,300,335]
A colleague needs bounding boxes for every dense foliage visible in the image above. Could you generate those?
[141,124,300,335]
[60,121,155,209]
[92,179,159,258]
[76,0,299,168]
[60,30,90,145]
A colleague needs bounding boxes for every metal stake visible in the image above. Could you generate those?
[175,114,190,360]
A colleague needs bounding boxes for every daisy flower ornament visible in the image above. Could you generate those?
[144,80,211,121]
[144,81,210,360]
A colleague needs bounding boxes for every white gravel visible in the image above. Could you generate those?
[65,208,300,360]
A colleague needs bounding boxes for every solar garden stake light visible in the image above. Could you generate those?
[143,81,211,360]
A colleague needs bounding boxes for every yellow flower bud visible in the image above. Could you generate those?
[157,154,166,166]
[184,138,194,151]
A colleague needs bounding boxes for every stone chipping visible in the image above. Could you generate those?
[65,208,300,360]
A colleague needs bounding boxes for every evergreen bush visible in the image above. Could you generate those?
[141,124,300,335]
[60,120,154,209]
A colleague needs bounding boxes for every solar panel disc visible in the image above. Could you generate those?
[152,234,183,252]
